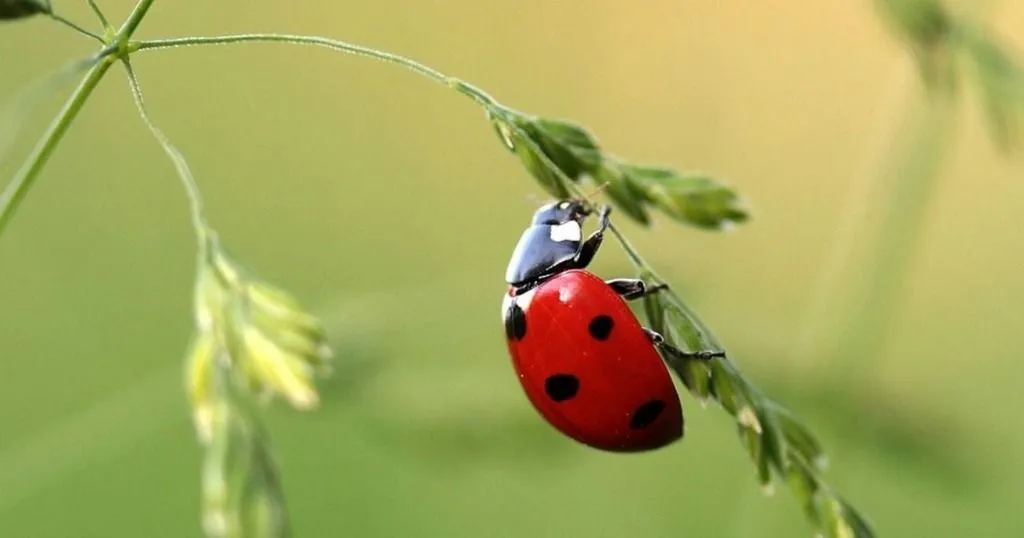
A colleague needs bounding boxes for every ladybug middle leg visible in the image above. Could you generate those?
[609,277,725,360]
[606,278,669,300]
[643,328,725,361]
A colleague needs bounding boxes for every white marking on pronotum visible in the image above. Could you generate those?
[549,221,581,242]
[558,201,570,209]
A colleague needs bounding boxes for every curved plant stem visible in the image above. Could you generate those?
[121,59,209,237]
[0,56,114,238]
[134,34,503,108]
[136,34,447,81]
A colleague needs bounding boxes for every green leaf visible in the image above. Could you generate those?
[624,164,748,230]
[788,454,876,537]
[961,29,1024,152]
[874,0,950,49]
[661,294,712,351]
[657,293,720,399]
[757,407,788,475]
[491,115,572,199]
[673,354,712,399]
[0,0,49,19]
[641,278,666,336]
[708,359,743,415]
[521,117,603,180]
[660,310,712,399]
[773,403,827,470]
[489,112,517,151]
[873,0,956,89]
[512,130,573,198]
[595,162,651,225]
[489,111,608,199]
[833,499,876,538]
[739,421,772,487]
[823,498,858,538]
[785,455,824,528]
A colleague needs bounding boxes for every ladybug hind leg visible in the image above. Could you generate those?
[608,279,719,359]
[643,327,725,361]
[606,278,668,301]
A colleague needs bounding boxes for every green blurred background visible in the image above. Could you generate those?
[2,1,1023,536]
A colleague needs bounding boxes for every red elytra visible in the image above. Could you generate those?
[502,269,683,452]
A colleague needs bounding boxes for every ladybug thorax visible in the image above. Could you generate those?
[504,220,584,287]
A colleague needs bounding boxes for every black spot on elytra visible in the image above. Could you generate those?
[504,303,526,341]
[630,399,665,429]
[588,314,614,341]
[544,374,579,402]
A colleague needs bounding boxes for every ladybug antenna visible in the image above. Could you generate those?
[582,181,610,201]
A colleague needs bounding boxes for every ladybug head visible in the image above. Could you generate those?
[506,199,595,289]
[531,199,590,226]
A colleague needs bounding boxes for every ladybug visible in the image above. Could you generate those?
[501,199,723,452]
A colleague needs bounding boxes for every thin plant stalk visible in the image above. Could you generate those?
[134,34,500,109]
[793,59,916,361]
[0,54,102,167]
[801,0,1010,381]
[121,59,208,235]
[0,56,114,237]
[47,12,103,42]
[828,87,956,377]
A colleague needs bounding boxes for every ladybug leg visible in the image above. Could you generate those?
[569,205,613,269]
[607,279,669,301]
[643,328,725,361]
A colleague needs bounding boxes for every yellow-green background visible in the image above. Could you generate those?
[1,1,1022,536]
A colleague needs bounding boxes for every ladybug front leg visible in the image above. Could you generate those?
[643,328,725,361]
[607,279,669,301]
[569,204,613,270]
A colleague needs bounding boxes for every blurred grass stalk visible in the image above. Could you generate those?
[798,0,1011,382]
[804,77,955,378]
[835,89,955,372]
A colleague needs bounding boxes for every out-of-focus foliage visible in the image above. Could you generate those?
[491,112,748,231]
[876,0,1024,152]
